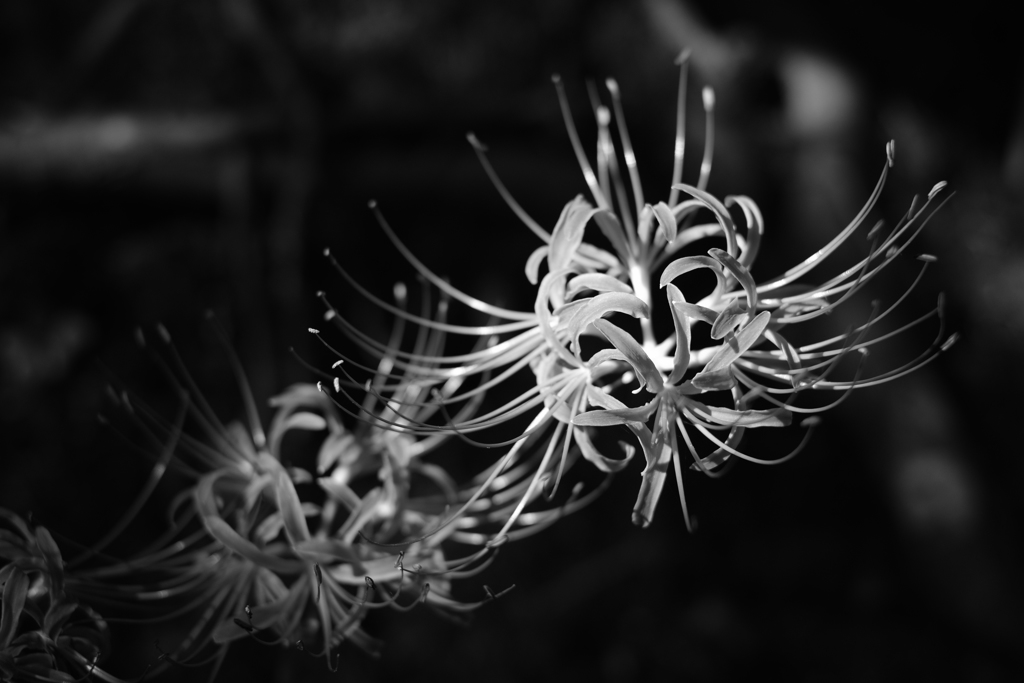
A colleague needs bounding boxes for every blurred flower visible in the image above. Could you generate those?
[80,322,504,675]
[318,53,955,530]
[1,509,118,683]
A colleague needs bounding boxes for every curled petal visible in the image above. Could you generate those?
[683,397,792,428]
[593,319,663,393]
[693,310,771,387]
[574,427,635,472]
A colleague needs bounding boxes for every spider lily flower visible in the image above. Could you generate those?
[83,325,499,675]
[319,53,955,534]
[1,509,122,683]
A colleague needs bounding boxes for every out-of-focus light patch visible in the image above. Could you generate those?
[978,258,1024,336]
[778,50,861,138]
[894,449,976,537]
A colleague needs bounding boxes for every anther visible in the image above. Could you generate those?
[928,180,947,199]
[702,86,715,111]
[466,132,487,150]
[308,328,320,334]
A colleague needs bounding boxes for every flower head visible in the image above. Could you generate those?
[84,321,508,675]
[317,53,955,533]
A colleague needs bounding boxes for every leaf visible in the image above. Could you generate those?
[593,318,663,393]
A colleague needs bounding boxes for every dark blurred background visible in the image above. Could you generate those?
[2,0,1023,681]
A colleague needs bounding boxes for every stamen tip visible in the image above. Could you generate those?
[702,86,715,110]
[323,247,331,257]
[323,309,336,321]
[928,180,947,199]
[674,48,692,65]
[333,377,341,392]
[801,416,822,428]
[393,282,407,301]
[941,333,959,351]
[157,323,171,344]
[596,105,611,126]
[917,254,937,263]
[308,328,320,334]
[605,77,620,95]
[368,199,378,209]
[551,73,561,84]
[466,131,486,150]
[886,140,896,167]
[332,359,344,368]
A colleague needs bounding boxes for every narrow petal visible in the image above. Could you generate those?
[683,397,792,428]
[694,310,771,382]
[665,283,691,384]
[594,318,663,393]
[574,426,635,472]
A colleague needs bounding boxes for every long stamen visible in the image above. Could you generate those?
[668,49,691,207]
[552,74,609,209]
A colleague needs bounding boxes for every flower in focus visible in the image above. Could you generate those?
[317,52,956,532]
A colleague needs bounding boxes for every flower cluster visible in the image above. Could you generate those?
[71,320,515,676]
[2,55,955,679]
